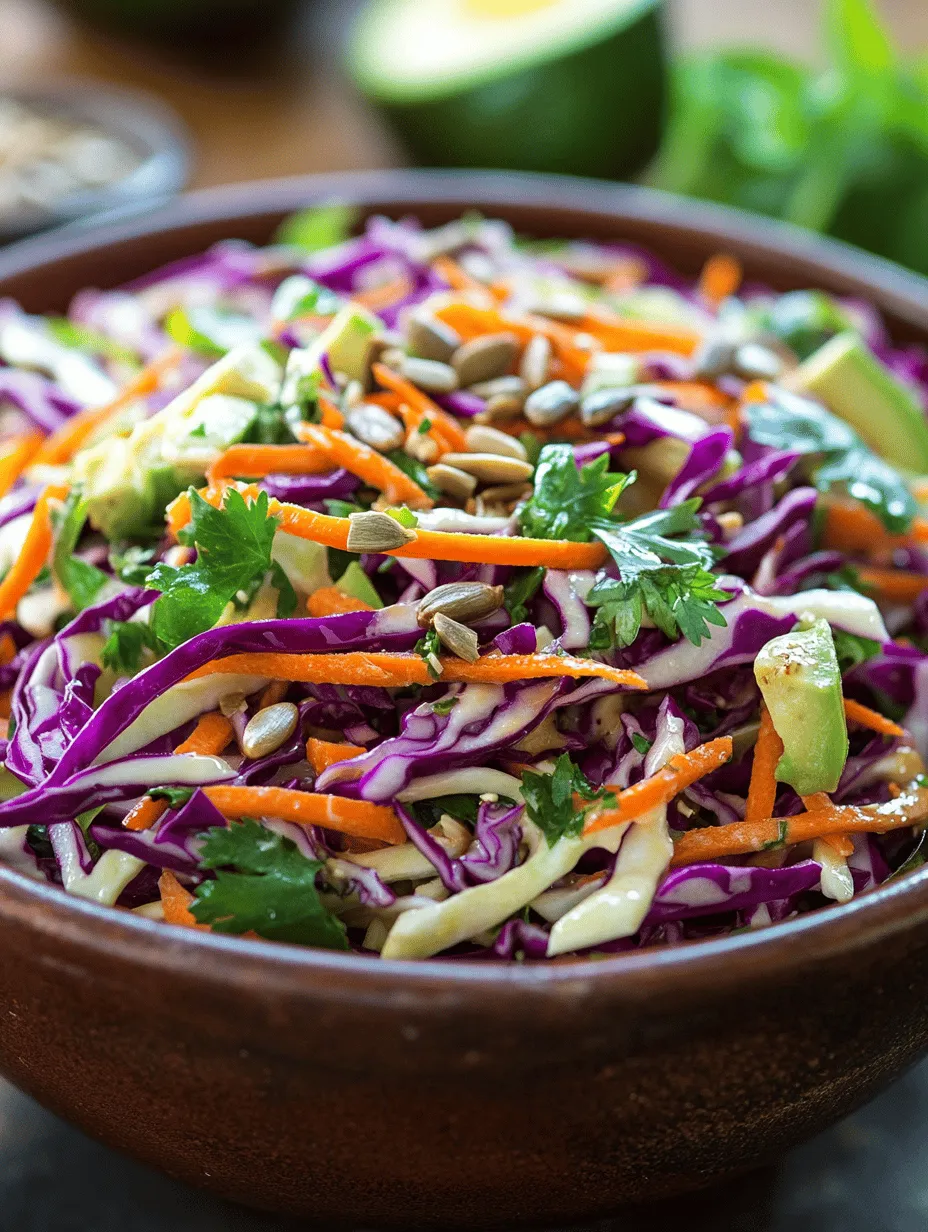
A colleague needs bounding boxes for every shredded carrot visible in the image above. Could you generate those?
[159,870,206,929]
[698,253,743,307]
[583,738,733,836]
[306,737,366,774]
[317,392,345,429]
[802,796,856,858]
[0,482,68,620]
[744,706,783,824]
[0,632,16,667]
[432,254,489,297]
[353,274,412,312]
[206,443,331,486]
[35,347,182,465]
[168,483,609,570]
[0,690,11,720]
[306,586,373,617]
[725,402,743,442]
[203,784,404,844]
[372,364,469,452]
[821,500,928,555]
[855,566,928,605]
[0,431,43,499]
[741,380,769,406]
[124,712,234,832]
[843,698,906,739]
[670,784,928,866]
[652,380,734,415]
[297,421,434,508]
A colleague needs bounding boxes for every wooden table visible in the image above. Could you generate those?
[1,0,925,192]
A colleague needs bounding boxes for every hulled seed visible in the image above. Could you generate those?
[527,293,588,322]
[242,702,299,760]
[376,346,407,372]
[417,581,506,629]
[732,342,784,381]
[439,452,534,484]
[523,379,579,426]
[483,393,525,421]
[519,334,552,391]
[426,463,478,501]
[432,612,480,662]
[400,356,459,393]
[469,375,526,400]
[346,510,418,553]
[580,386,638,427]
[464,424,528,460]
[405,428,439,464]
[478,481,532,504]
[452,332,519,387]
[407,312,462,363]
[692,336,738,381]
[343,379,365,410]
[345,403,405,452]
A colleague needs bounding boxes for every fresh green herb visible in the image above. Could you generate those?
[412,794,480,828]
[147,786,195,808]
[415,628,443,679]
[504,566,544,624]
[165,306,262,357]
[759,818,790,852]
[431,695,459,716]
[745,387,915,532]
[276,204,358,254]
[324,499,365,519]
[386,506,418,529]
[145,488,282,651]
[101,621,158,675]
[191,819,348,948]
[51,490,108,613]
[190,422,208,439]
[522,754,615,847]
[519,444,632,542]
[417,417,433,435]
[241,403,299,446]
[518,431,543,467]
[110,544,159,586]
[25,824,53,862]
[831,628,881,673]
[387,449,441,501]
[46,317,140,367]
[631,733,653,755]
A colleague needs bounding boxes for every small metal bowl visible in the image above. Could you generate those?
[0,81,190,245]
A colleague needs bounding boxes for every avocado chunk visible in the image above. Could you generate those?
[790,331,928,473]
[754,616,848,797]
[282,303,381,408]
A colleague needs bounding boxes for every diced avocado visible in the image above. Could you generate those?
[790,332,928,473]
[161,394,259,472]
[168,342,283,413]
[334,561,384,609]
[754,616,849,797]
[282,304,380,407]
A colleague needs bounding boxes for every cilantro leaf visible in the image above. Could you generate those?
[832,628,881,673]
[145,488,282,651]
[148,786,195,808]
[101,620,158,674]
[51,490,108,613]
[519,444,633,542]
[631,733,653,755]
[387,450,441,501]
[415,628,443,679]
[504,566,544,623]
[191,819,348,949]
[521,754,615,847]
[412,794,480,827]
[110,544,159,586]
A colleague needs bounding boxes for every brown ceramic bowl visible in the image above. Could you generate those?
[1,171,928,1228]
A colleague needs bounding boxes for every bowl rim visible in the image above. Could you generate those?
[3,166,928,1001]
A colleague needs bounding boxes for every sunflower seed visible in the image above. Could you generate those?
[426,463,478,501]
[418,581,505,629]
[523,380,579,427]
[692,335,738,381]
[580,386,638,427]
[343,379,365,409]
[439,453,534,484]
[375,346,407,373]
[242,702,299,760]
[478,482,532,504]
[452,333,519,387]
[464,424,528,460]
[519,334,552,391]
[527,293,588,322]
[400,356,459,393]
[345,403,405,452]
[407,313,462,363]
[346,510,418,553]
[469,376,526,400]
[405,429,439,464]
[732,342,784,381]
[432,612,480,662]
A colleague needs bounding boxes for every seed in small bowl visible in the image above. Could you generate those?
[452,333,519,387]
[346,403,405,452]
[242,702,299,760]
[464,424,528,460]
[417,581,505,628]
[426,463,478,501]
[400,356,459,393]
[523,380,579,426]
[439,453,534,485]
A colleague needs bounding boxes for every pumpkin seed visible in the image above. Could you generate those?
[519,334,552,391]
[732,342,784,381]
[426,463,478,501]
[464,424,528,460]
[452,332,519,386]
[346,510,418,553]
[345,403,405,452]
[407,313,462,363]
[400,356,459,394]
[523,380,579,427]
[417,581,505,629]
[432,612,480,662]
[242,702,299,760]
[439,453,534,485]
[580,386,638,427]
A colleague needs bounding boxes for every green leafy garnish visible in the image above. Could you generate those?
[148,786,195,808]
[109,545,159,586]
[522,754,615,847]
[415,628,443,679]
[386,506,419,529]
[101,620,158,675]
[431,695,459,716]
[520,444,632,542]
[412,794,480,828]
[240,403,299,446]
[504,566,544,624]
[145,488,282,651]
[386,450,441,501]
[51,490,108,613]
[631,733,653,755]
[831,628,881,673]
[270,275,342,323]
[191,819,348,948]
[276,204,358,254]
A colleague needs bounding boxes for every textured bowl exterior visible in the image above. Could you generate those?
[1,171,928,1226]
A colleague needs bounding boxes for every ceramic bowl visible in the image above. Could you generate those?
[1,170,927,1228]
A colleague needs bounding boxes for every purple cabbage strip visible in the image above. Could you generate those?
[0,365,81,432]
[492,919,550,960]
[261,469,359,506]
[0,486,39,530]
[493,623,538,655]
[722,487,818,577]
[660,428,733,508]
[645,860,822,924]
[701,449,801,504]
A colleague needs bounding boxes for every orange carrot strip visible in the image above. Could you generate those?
[576,311,702,358]
[822,500,928,555]
[583,738,734,836]
[306,586,373,617]
[0,690,11,720]
[652,380,734,415]
[670,785,928,867]
[843,698,906,739]
[855,566,928,605]
[206,443,332,486]
[744,706,783,824]
[306,737,366,774]
[297,422,433,508]
[186,651,646,691]
[0,482,68,619]
[168,483,608,570]
[317,392,346,430]
[699,253,743,307]
[432,254,490,296]
[0,431,43,499]
[372,364,469,452]
[260,681,288,708]
[124,712,235,832]
[801,794,856,858]
[35,347,182,465]
[159,870,205,929]
[0,632,16,667]
[203,785,404,844]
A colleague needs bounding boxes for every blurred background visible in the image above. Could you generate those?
[1,0,928,268]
